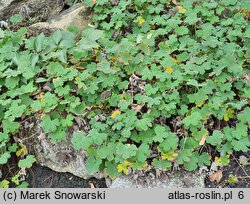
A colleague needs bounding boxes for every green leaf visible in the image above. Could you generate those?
[176,149,192,164]
[183,111,202,127]
[158,133,179,152]
[0,180,9,188]
[153,125,168,142]
[241,0,250,10]
[18,155,36,169]
[97,143,116,161]
[87,129,108,145]
[152,159,171,170]
[0,152,11,165]
[47,62,67,76]
[2,120,19,133]
[51,30,62,44]
[71,131,92,150]
[79,28,103,50]
[175,27,189,36]
[231,138,250,152]
[97,60,115,74]
[42,92,59,112]
[116,143,137,160]
[221,0,237,6]
[4,101,26,121]
[16,182,29,188]
[34,33,45,52]
[40,115,60,133]
[0,132,9,143]
[49,129,67,143]
[140,41,150,55]
[8,143,18,152]
[136,143,150,162]
[86,155,102,174]
[206,130,223,146]
[237,107,250,124]
[10,14,22,23]
[61,114,74,128]
[197,152,211,167]
[135,118,152,131]
[105,161,120,178]
[184,153,198,171]
[82,28,104,41]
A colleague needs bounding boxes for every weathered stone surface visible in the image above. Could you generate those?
[0,0,64,22]
[29,3,92,32]
[110,170,206,188]
[0,0,15,11]
[21,118,103,179]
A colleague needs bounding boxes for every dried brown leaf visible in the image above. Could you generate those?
[199,134,207,146]
[89,182,96,188]
[209,170,223,183]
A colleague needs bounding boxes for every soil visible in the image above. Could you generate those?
[26,165,107,188]
[205,151,250,188]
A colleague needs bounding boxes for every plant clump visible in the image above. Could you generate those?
[0,0,249,186]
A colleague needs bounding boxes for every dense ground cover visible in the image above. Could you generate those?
[0,0,249,187]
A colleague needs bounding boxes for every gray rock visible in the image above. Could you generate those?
[20,118,103,179]
[110,170,206,188]
[29,3,92,32]
[0,0,64,22]
[0,0,15,11]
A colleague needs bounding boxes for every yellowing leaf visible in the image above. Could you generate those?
[170,56,180,64]
[37,92,44,102]
[75,77,81,82]
[72,66,84,70]
[197,100,206,107]
[16,144,27,157]
[172,0,177,4]
[228,175,238,184]
[124,160,132,166]
[239,9,250,18]
[111,110,121,118]
[165,67,174,73]
[162,151,178,161]
[177,6,187,14]
[138,16,146,27]
[223,108,234,121]
[0,180,9,188]
[117,162,130,174]
[53,77,60,82]
[214,156,222,165]
[151,25,157,30]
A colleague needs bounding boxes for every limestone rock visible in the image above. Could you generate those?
[20,117,103,179]
[0,0,15,11]
[30,3,92,32]
[27,22,57,37]
[0,0,64,22]
[110,170,206,188]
